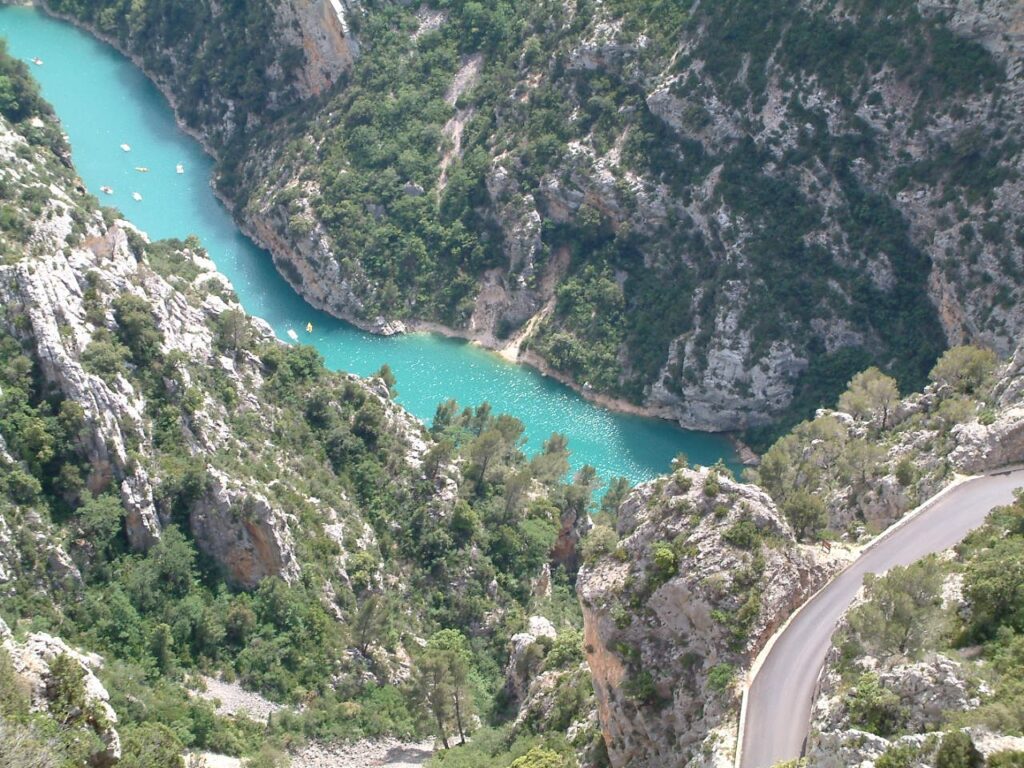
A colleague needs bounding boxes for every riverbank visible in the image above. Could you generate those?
[15,0,754,467]
[30,2,220,157]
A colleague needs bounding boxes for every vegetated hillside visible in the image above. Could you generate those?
[577,344,1024,767]
[2,27,1023,768]
[0,44,601,767]
[806,492,1024,767]
[42,0,1024,440]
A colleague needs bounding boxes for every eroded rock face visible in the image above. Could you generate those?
[0,618,121,766]
[0,117,304,582]
[190,469,301,589]
[950,405,1024,473]
[950,350,1024,472]
[506,615,558,703]
[276,0,363,97]
[0,135,161,550]
[578,468,831,767]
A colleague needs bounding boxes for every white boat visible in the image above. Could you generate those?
[99,186,114,195]
[176,163,185,174]
[132,192,143,201]
[120,143,131,152]
[286,329,299,341]
[31,57,43,66]
[134,166,150,173]
[305,322,313,333]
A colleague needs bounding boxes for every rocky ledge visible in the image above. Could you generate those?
[578,466,833,768]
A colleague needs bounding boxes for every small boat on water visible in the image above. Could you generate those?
[176,163,185,174]
[305,322,313,333]
[31,57,43,66]
[132,192,143,201]
[120,143,131,152]
[99,186,114,195]
[286,329,299,341]
[134,167,150,173]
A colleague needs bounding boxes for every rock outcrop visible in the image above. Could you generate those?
[506,615,557,703]
[0,618,121,766]
[951,350,1024,472]
[276,0,363,97]
[47,0,1024,433]
[190,469,301,589]
[578,467,831,767]
[0,115,324,587]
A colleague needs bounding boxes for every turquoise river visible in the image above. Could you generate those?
[0,5,739,484]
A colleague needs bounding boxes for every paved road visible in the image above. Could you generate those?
[739,468,1024,768]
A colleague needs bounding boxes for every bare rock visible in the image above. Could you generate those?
[190,469,301,589]
[0,619,121,766]
[578,468,832,767]
[506,616,558,702]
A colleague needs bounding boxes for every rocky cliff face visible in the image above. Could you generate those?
[43,0,364,147]
[951,347,1024,472]
[46,0,1024,434]
[578,467,832,767]
[0,112,441,591]
[0,617,121,766]
[275,0,362,98]
[804,562,1024,768]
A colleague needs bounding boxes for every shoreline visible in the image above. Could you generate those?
[25,0,759,464]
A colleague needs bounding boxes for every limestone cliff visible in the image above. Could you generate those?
[0,617,121,766]
[275,0,362,98]
[44,0,1024,434]
[578,467,831,767]
[0,112,440,592]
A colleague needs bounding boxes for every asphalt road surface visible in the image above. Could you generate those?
[739,467,1024,768]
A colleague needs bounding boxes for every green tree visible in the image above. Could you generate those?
[426,629,475,746]
[876,742,920,768]
[509,747,570,768]
[929,346,997,395]
[412,647,454,749]
[77,492,124,562]
[423,438,454,481]
[839,367,900,429]
[149,623,175,675]
[964,536,1024,639]
[112,295,164,368]
[989,752,1024,767]
[45,653,91,727]
[213,309,252,356]
[598,476,631,525]
[935,730,983,768]
[530,433,570,485]
[373,363,398,397]
[844,558,945,661]
[845,672,905,736]
[353,594,396,656]
[781,490,826,541]
[119,723,185,768]
[469,428,506,486]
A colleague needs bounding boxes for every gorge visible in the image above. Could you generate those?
[0,4,738,487]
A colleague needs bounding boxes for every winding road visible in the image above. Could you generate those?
[737,467,1024,768]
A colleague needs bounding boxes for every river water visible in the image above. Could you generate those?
[0,6,739,484]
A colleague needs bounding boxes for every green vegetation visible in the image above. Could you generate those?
[0,254,599,764]
[0,39,610,766]
[48,0,1017,436]
[845,672,906,737]
[751,347,1000,540]
[935,731,983,768]
[828,491,1024,750]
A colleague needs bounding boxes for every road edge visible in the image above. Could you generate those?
[732,468,987,768]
